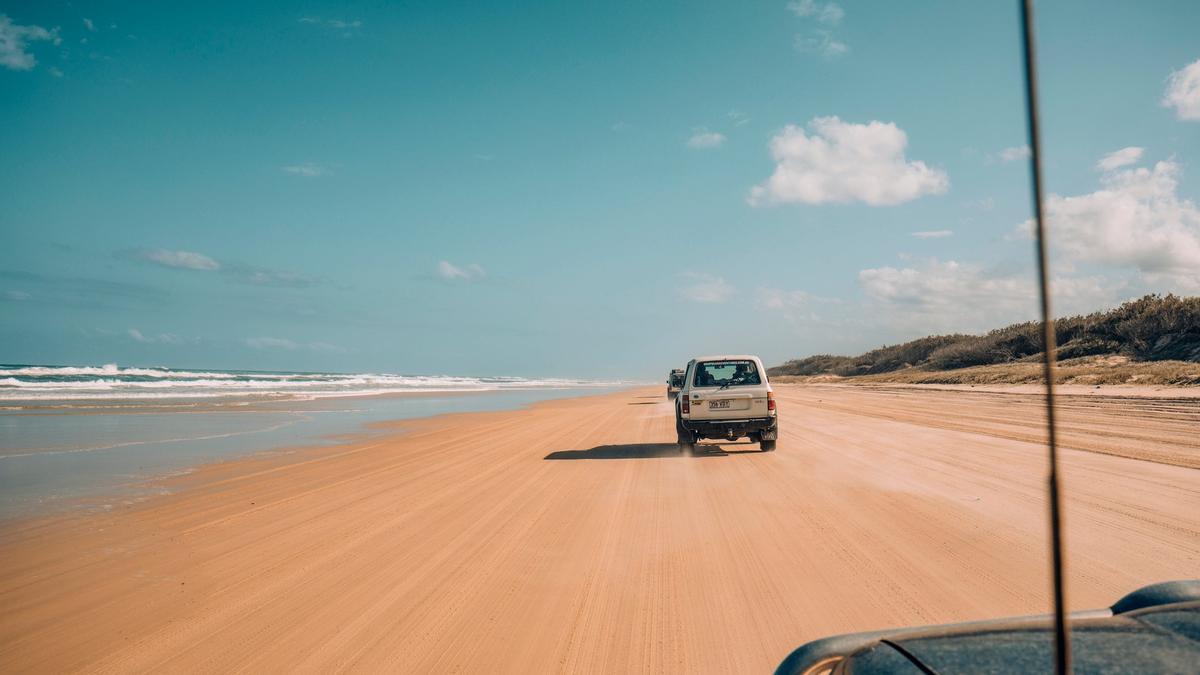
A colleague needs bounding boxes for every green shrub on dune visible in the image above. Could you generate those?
[769,294,1200,380]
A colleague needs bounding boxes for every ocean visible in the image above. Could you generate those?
[0,364,627,518]
[0,363,618,401]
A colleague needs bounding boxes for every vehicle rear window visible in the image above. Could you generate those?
[670,373,684,386]
[692,360,761,387]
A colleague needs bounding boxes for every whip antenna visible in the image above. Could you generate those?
[1019,0,1071,671]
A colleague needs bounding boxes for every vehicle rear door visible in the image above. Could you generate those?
[686,360,769,419]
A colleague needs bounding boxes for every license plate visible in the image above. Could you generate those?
[709,400,731,409]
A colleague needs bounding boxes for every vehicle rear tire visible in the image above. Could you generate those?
[675,410,696,454]
[760,439,776,452]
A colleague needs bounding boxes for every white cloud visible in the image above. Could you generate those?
[753,288,839,330]
[1096,146,1144,171]
[437,260,486,282]
[125,250,319,286]
[1162,59,1200,121]
[728,110,750,127]
[0,14,61,71]
[787,0,844,25]
[997,145,1031,162]
[680,274,734,303]
[794,30,848,57]
[749,117,949,207]
[788,1,847,57]
[282,162,329,177]
[858,258,1116,332]
[83,18,95,32]
[911,230,953,239]
[859,260,1028,313]
[245,336,300,350]
[686,128,726,149]
[127,328,189,345]
[137,248,221,271]
[1017,158,1200,290]
[3,290,31,301]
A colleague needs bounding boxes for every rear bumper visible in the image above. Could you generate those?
[681,416,777,440]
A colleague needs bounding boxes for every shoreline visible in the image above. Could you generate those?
[0,386,629,522]
[0,385,617,415]
[140,388,631,521]
[4,379,1193,525]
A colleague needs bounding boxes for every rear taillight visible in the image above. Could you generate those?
[681,398,690,414]
[767,391,776,411]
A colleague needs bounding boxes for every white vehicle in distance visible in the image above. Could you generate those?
[666,368,685,399]
[675,354,777,453]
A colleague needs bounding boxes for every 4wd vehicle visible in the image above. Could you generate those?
[666,368,685,399]
[675,355,777,453]
[775,579,1200,675]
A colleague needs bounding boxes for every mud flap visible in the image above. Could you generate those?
[760,425,778,441]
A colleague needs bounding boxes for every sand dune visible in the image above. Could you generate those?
[1,384,1197,673]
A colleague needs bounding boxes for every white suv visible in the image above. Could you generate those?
[675,354,777,453]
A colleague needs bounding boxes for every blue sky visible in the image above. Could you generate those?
[2,1,1198,378]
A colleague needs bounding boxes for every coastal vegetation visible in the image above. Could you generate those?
[769,294,1200,385]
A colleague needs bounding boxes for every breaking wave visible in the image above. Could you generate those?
[0,364,624,401]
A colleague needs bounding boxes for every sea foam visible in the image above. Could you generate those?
[0,364,623,401]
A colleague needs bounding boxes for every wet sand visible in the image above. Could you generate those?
[0,388,611,519]
[1,384,1197,673]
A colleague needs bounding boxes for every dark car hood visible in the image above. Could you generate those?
[776,580,1200,675]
